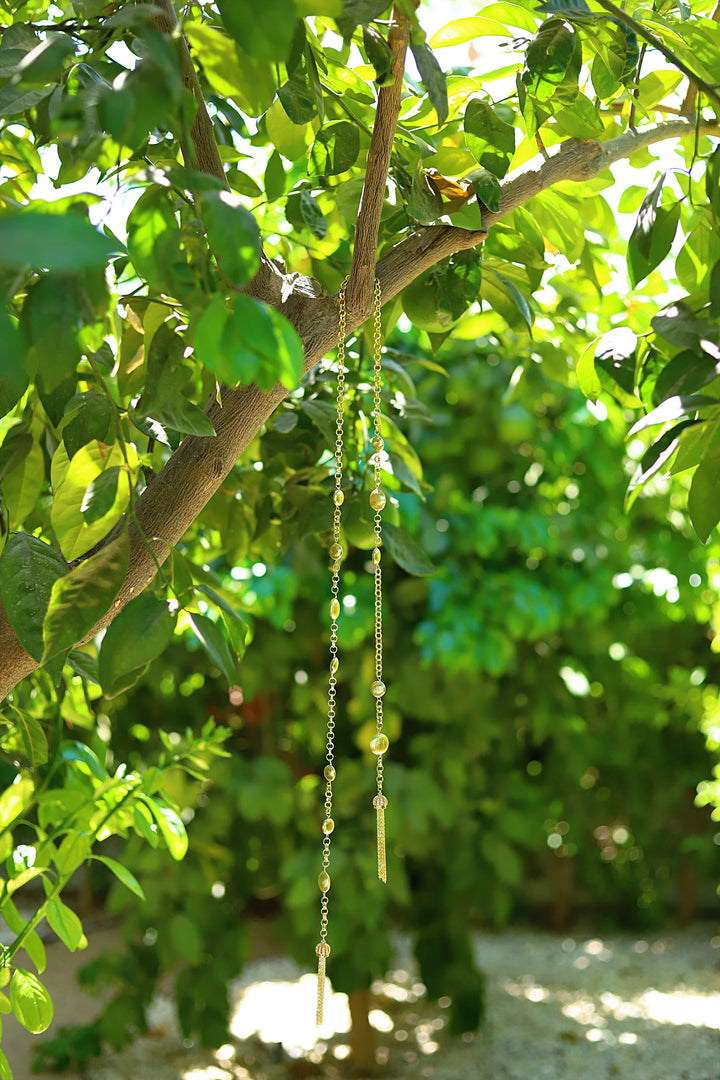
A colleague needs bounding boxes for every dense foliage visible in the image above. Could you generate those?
[1,0,720,1072]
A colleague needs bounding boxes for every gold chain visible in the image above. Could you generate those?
[315,278,387,1027]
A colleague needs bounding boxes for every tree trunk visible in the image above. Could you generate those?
[348,988,376,1077]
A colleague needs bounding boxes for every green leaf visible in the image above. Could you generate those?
[51,442,131,561]
[335,0,390,40]
[45,899,86,952]
[0,775,34,831]
[264,150,286,201]
[98,594,176,697]
[81,466,121,525]
[278,57,317,124]
[217,0,297,63]
[575,337,603,402]
[0,308,28,418]
[309,121,360,176]
[200,189,261,288]
[62,391,113,460]
[53,832,91,877]
[184,24,274,116]
[1,441,44,528]
[0,85,50,116]
[410,41,448,124]
[9,969,53,1034]
[464,99,516,179]
[13,33,75,84]
[688,447,720,542]
[194,294,303,391]
[627,182,680,288]
[653,348,720,405]
[285,189,327,238]
[141,797,188,860]
[60,740,107,781]
[362,24,395,85]
[5,706,47,767]
[485,267,533,330]
[188,612,238,686]
[1,898,46,974]
[470,168,502,213]
[0,534,68,661]
[0,1048,11,1080]
[152,396,216,438]
[0,214,118,271]
[523,18,579,103]
[625,420,697,509]
[93,856,146,900]
[126,188,182,293]
[42,532,130,661]
[430,16,516,48]
[382,522,435,576]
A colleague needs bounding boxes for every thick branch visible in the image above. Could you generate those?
[347,10,409,319]
[149,0,227,183]
[0,119,715,699]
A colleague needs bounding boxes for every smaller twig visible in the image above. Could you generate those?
[347,7,409,320]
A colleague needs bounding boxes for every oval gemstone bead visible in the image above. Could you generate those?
[333,490,344,507]
[372,548,381,564]
[372,436,384,452]
[370,679,386,698]
[324,764,336,781]
[329,599,340,619]
[322,818,335,835]
[329,543,343,560]
[318,870,331,893]
[369,488,386,512]
[330,657,339,674]
[370,734,389,756]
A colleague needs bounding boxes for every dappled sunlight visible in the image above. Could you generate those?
[229,972,350,1052]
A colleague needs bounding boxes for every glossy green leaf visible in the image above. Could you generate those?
[81,466,121,525]
[470,167,502,212]
[0,775,34,831]
[42,532,130,661]
[383,522,435,576]
[410,41,448,124]
[50,442,131,561]
[465,99,516,178]
[141,797,188,860]
[98,594,176,697]
[200,189,261,288]
[194,294,303,391]
[0,534,68,661]
[688,447,720,542]
[309,121,360,176]
[362,24,395,85]
[188,612,238,686]
[523,18,578,103]
[0,308,28,418]
[93,856,146,900]
[0,214,118,270]
[184,24,274,116]
[9,969,53,1034]
[62,391,113,460]
[60,740,107,781]
[5,706,47,766]
[335,0,390,40]
[45,898,86,952]
[217,0,297,63]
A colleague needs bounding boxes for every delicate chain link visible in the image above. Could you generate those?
[316,279,348,1026]
[368,279,388,884]
[316,279,388,1026]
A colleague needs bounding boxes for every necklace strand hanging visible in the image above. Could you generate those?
[315,278,388,1026]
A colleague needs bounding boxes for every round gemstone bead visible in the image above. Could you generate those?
[372,547,381,564]
[329,598,340,619]
[370,734,389,756]
[372,436,384,452]
[324,764,336,781]
[329,543,343,561]
[316,941,331,959]
[369,488,386,512]
[370,679,386,698]
[373,794,388,809]
[322,818,335,835]
[333,490,344,507]
[330,657,339,674]
[318,870,331,893]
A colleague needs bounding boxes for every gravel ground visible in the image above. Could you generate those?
[12,922,720,1080]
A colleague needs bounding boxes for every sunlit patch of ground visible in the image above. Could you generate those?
[74,923,720,1080]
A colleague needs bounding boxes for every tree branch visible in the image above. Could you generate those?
[347,9,409,320]
[148,0,227,183]
[0,118,715,699]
